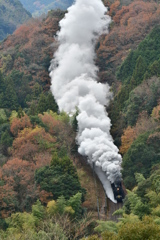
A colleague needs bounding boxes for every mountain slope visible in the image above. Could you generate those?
[0,10,64,109]
[0,0,31,41]
[19,0,74,15]
[1,1,160,238]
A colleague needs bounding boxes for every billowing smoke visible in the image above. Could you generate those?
[50,0,122,202]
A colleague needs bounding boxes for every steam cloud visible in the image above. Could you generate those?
[50,0,122,202]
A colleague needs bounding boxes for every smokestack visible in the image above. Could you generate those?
[50,0,122,202]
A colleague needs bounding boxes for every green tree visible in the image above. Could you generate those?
[94,220,117,234]
[1,55,13,73]
[8,70,32,107]
[32,200,45,223]
[0,109,7,124]
[1,130,13,155]
[122,132,159,189]
[116,86,130,110]
[126,191,151,219]
[17,106,24,118]
[28,101,37,116]
[33,82,43,98]
[67,192,82,218]
[37,93,47,114]
[132,55,147,85]
[0,71,5,94]
[0,71,5,108]
[56,196,66,215]
[46,92,58,112]
[116,50,136,82]
[117,216,160,240]
[35,155,85,200]
[3,79,18,110]
[71,108,79,132]
[124,92,143,126]
[149,59,160,77]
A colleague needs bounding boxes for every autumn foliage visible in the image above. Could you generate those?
[120,126,136,155]
[0,10,64,91]
[97,0,160,80]
[12,126,56,158]
[0,158,37,217]
[1,0,160,233]
[120,111,158,155]
[10,115,32,137]
[0,111,77,217]
[152,105,160,122]
[38,112,60,135]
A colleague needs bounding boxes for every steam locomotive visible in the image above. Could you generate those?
[111,181,125,203]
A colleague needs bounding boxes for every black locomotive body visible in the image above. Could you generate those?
[111,181,125,203]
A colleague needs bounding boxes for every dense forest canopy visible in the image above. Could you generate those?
[1,0,160,239]
[0,0,31,41]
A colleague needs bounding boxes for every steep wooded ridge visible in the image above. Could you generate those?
[0,0,31,41]
[19,0,74,16]
[1,0,160,239]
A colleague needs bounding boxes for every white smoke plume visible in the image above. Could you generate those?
[50,0,122,202]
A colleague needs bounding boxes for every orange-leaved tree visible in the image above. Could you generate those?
[120,126,136,155]
[39,112,75,154]
[12,126,56,161]
[152,105,160,122]
[10,115,32,137]
[0,158,37,216]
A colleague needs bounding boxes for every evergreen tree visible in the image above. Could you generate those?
[17,106,24,118]
[35,155,85,200]
[33,83,43,98]
[3,79,18,110]
[37,93,47,114]
[46,92,58,112]
[132,55,147,85]
[72,109,79,132]
[1,130,13,155]
[122,132,159,189]
[0,71,5,107]
[0,71,5,94]
[28,101,37,116]
[148,59,160,77]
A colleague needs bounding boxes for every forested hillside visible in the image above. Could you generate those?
[0,0,31,41]
[1,0,160,239]
[19,0,74,16]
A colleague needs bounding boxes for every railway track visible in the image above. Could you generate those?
[107,199,123,221]
[99,195,123,221]
[75,155,124,222]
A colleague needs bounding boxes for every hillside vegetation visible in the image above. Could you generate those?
[1,0,160,239]
[20,0,74,16]
[0,0,31,41]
